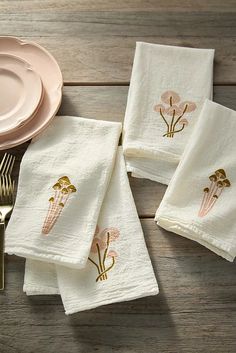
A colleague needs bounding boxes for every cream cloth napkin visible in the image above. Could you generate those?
[5,116,121,268]
[23,148,159,314]
[123,42,214,184]
[155,99,236,262]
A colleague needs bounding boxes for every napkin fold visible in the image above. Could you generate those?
[123,42,214,184]
[5,116,121,268]
[24,259,58,295]
[23,148,159,314]
[155,100,236,262]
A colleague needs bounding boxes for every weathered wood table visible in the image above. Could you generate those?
[0,1,235,352]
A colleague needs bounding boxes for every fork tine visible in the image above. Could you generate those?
[0,177,2,201]
[4,154,15,175]
[0,176,5,204]
[8,155,15,175]
[1,176,5,198]
[0,175,15,205]
[1,154,11,175]
[0,153,15,176]
[0,154,7,175]
[2,154,10,175]
[7,175,14,202]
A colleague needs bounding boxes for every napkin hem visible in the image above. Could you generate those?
[127,165,171,185]
[63,285,159,315]
[23,283,60,295]
[5,246,87,269]
[155,215,236,262]
[124,143,180,162]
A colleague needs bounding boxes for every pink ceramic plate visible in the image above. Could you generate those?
[0,54,43,136]
[0,37,63,150]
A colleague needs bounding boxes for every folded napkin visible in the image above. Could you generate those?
[5,116,121,268]
[123,42,214,184]
[155,99,236,262]
[23,148,159,314]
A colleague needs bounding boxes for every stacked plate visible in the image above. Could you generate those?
[0,36,63,150]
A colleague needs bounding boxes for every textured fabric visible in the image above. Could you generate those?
[5,116,121,268]
[24,149,159,314]
[155,100,236,261]
[24,259,58,295]
[123,42,214,184]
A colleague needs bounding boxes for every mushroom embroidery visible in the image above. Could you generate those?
[198,169,231,217]
[153,91,197,138]
[88,225,119,282]
[42,176,77,235]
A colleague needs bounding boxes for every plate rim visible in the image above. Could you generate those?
[0,36,63,150]
[0,52,43,135]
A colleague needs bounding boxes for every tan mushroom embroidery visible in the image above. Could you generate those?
[42,176,77,235]
[198,169,231,217]
[153,91,196,138]
[88,225,119,282]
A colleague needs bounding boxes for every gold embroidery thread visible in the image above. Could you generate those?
[88,226,119,282]
[154,91,196,138]
[198,169,231,217]
[42,176,77,235]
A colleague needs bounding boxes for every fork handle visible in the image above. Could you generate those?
[0,222,5,290]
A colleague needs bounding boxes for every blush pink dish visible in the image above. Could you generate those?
[0,36,63,150]
[0,54,43,136]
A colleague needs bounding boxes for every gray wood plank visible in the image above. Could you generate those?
[0,220,235,353]
[1,0,236,13]
[0,6,235,83]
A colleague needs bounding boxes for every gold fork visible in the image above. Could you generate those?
[0,175,15,290]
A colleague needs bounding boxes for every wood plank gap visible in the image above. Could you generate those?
[63,82,236,87]
[63,82,130,87]
[139,215,155,219]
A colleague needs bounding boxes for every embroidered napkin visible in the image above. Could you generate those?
[23,148,159,314]
[5,116,121,268]
[123,42,214,184]
[155,99,236,261]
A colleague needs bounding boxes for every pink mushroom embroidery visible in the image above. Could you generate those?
[153,91,197,138]
[88,226,119,282]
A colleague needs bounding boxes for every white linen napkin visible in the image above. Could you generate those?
[5,116,121,268]
[23,148,159,314]
[123,42,214,184]
[155,99,236,262]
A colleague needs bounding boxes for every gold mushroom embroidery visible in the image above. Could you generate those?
[198,169,231,217]
[153,90,197,138]
[42,176,77,235]
[88,225,119,282]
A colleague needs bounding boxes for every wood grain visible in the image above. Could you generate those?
[0,7,235,83]
[0,220,235,353]
[1,1,236,13]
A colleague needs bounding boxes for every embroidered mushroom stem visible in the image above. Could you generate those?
[42,197,55,234]
[199,174,217,216]
[96,257,115,282]
[42,176,77,235]
[198,187,209,217]
[89,227,119,282]
[205,178,230,215]
[102,231,110,280]
[198,169,230,217]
